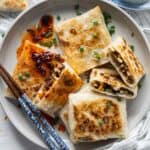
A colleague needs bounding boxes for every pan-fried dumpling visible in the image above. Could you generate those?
[0,0,28,12]
[6,40,83,116]
[68,91,128,143]
[35,67,83,115]
[108,37,145,87]
[55,6,111,74]
[60,103,70,132]
[90,68,138,99]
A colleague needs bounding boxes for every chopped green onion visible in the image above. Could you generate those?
[138,82,142,89]
[104,88,113,93]
[92,19,99,26]
[117,97,122,102]
[56,15,61,21]
[44,31,52,38]
[131,32,134,37]
[25,72,30,78]
[106,101,111,109]
[92,32,98,38]
[98,119,104,126]
[2,33,5,38]
[74,4,81,16]
[74,4,80,10]
[108,25,115,36]
[79,46,84,53]
[53,38,57,46]
[93,51,100,60]
[130,45,135,52]
[18,73,26,81]
[39,41,53,48]
[103,12,111,25]
[76,10,82,16]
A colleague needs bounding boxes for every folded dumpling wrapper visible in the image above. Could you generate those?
[6,40,83,116]
[56,6,111,74]
[108,37,145,87]
[90,68,138,99]
[64,88,128,143]
[0,0,28,12]
[60,103,70,132]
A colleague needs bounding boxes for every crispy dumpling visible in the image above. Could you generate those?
[35,67,83,115]
[68,91,128,143]
[90,68,138,99]
[60,103,70,132]
[55,6,111,74]
[7,40,83,115]
[0,0,28,12]
[108,37,145,87]
[17,15,55,59]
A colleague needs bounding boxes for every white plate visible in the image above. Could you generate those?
[112,0,150,11]
[0,0,150,149]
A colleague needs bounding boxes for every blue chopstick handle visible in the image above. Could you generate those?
[18,97,58,150]
[22,94,69,150]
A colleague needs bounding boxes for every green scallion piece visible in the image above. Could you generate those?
[92,32,98,38]
[130,45,135,52]
[18,73,26,81]
[106,101,111,109]
[56,15,61,21]
[53,38,57,46]
[131,32,134,37]
[98,119,104,126]
[39,41,53,48]
[25,72,30,78]
[74,4,80,10]
[117,97,122,102]
[108,25,115,36]
[44,31,52,38]
[103,12,111,25]
[93,51,100,60]
[92,19,99,26]
[79,46,84,53]
[76,10,82,16]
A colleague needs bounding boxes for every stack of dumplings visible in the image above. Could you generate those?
[6,5,145,144]
[59,7,145,143]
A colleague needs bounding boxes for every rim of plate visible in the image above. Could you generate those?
[112,0,150,11]
[0,0,150,149]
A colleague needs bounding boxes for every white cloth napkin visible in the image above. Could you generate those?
[0,0,150,150]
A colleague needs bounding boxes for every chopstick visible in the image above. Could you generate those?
[0,64,69,150]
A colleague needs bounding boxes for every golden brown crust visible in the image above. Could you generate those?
[69,92,127,143]
[17,15,54,59]
[36,68,83,114]
[72,99,123,141]
[90,68,137,99]
[12,40,83,115]
[108,37,145,87]
[56,6,111,74]
[0,0,27,11]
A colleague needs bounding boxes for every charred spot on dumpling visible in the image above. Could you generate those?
[70,28,77,35]
[63,77,75,86]
[40,15,53,27]
[73,99,123,137]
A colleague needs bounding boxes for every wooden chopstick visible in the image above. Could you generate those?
[0,64,69,150]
